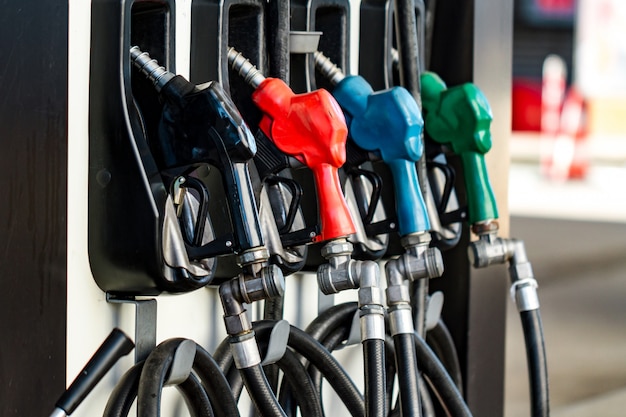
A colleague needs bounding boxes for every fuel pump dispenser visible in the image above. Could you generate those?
[228,48,388,417]
[421,71,549,417]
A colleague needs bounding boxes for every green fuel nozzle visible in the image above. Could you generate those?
[421,71,498,232]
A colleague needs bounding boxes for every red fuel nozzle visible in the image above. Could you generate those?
[229,49,356,242]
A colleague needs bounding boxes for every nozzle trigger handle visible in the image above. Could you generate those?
[388,159,431,235]
[253,78,356,241]
[311,163,355,242]
[421,72,499,224]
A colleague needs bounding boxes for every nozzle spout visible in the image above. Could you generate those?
[129,46,174,92]
[312,51,346,85]
[227,47,266,89]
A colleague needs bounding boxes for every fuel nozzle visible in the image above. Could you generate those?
[228,48,356,243]
[130,46,265,258]
[313,52,436,240]
[420,71,498,228]
[420,73,539,310]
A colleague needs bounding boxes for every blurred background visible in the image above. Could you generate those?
[506,0,626,415]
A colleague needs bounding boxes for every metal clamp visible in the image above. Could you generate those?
[106,295,157,363]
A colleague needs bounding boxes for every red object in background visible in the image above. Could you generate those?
[252,77,356,242]
[556,87,589,180]
[512,78,543,131]
[536,0,575,13]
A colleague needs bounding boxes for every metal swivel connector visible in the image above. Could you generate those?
[129,46,174,92]
[218,265,284,369]
[219,264,285,336]
[468,224,515,268]
[398,233,445,281]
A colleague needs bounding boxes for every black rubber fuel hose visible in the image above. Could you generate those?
[308,314,353,399]
[305,302,358,342]
[239,364,287,417]
[520,309,549,417]
[254,321,365,417]
[393,333,422,417]
[193,344,241,417]
[219,335,323,417]
[364,339,387,417]
[103,362,143,417]
[213,336,234,373]
[104,349,216,417]
[413,333,472,417]
[426,320,463,394]
[137,339,213,417]
[275,348,324,417]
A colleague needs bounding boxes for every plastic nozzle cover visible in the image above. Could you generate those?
[252,78,356,242]
[421,71,498,224]
[332,75,430,236]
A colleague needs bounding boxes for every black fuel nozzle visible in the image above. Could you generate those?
[130,46,264,259]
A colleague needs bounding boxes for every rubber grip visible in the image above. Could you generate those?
[461,151,498,224]
[312,163,356,241]
[388,159,430,235]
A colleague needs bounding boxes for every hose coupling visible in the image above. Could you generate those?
[468,230,516,268]
[397,233,445,281]
[359,304,386,341]
[236,247,270,277]
[388,303,415,336]
[355,260,385,341]
[219,264,285,335]
[229,332,262,369]
[384,258,411,305]
[317,239,359,294]
[508,239,539,312]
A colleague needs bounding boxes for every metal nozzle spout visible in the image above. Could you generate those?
[227,47,266,89]
[312,51,346,85]
[129,46,174,92]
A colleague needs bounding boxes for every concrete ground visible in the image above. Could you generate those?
[505,160,626,416]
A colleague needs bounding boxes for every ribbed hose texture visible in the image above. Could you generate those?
[254,321,365,417]
[193,345,240,417]
[520,310,550,417]
[240,365,287,417]
[103,363,142,417]
[363,339,387,417]
[137,339,213,417]
[393,333,422,417]
[426,320,464,394]
[413,334,472,417]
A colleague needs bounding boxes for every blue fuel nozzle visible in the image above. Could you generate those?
[316,54,429,237]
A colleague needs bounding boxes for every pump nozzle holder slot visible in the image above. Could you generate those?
[88,0,214,294]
